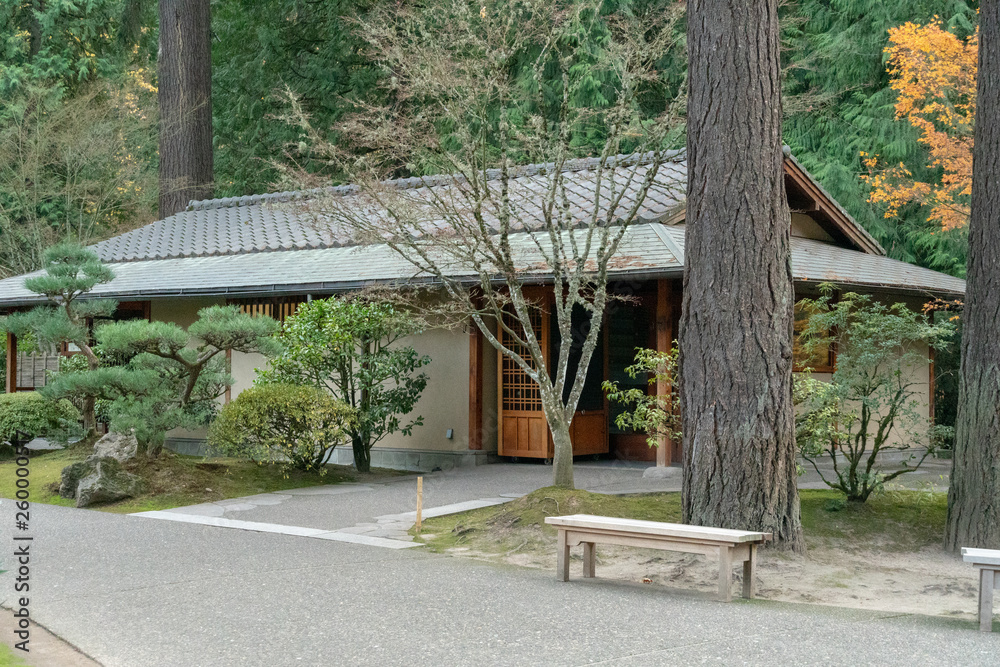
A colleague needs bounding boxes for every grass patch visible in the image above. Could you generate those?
[416,486,681,554]
[799,488,947,551]
[0,446,400,513]
[0,643,27,666]
[415,487,947,555]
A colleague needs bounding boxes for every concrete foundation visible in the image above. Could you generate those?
[165,437,494,472]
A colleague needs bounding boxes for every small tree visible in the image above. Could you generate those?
[45,306,280,456]
[602,345,680,449]
[0,242,116,437]
[209,383,356,472]
[794,286,955,502]
[258,297,429,473]
[278,0,685,487]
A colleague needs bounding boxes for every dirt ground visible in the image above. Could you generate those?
[446,541,979,621]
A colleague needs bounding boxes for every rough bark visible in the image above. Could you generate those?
[547,403,574,488]
[681,0,803,550]
[946,3,1000,551]
[158,0,213,218]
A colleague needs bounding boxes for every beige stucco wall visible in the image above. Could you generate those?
[796,291,935,450]
[150,297,222,442]
[791,212,835,242]
[226,321,473,453]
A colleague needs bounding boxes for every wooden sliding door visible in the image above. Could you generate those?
[498,305,549,457]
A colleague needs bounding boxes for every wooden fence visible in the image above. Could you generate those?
[16,352,61,390]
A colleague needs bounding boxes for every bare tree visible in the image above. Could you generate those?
[158,0,213,217]
[946,3,1000,551]
[278,0,686,488]
[682,0,803,549]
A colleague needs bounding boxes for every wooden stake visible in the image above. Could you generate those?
[416,476,423,534]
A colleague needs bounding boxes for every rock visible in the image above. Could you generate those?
[74,457,146,508]
[642,465,680,480]
[59,460,92,499]
[92,430,138,462]
[58,456,146,507]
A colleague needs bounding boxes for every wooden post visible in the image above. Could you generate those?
[468,321,483,450]
[557,529,570,582]
[583,542,596,578]
[5,332,16,394]
[416,476,423,534]
[656,279,672,467]
[224,348,232,404]
[981,568,995,632]
[718,545,732,602]
[742,543,757,599]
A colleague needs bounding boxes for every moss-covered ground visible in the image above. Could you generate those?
[415,486,947,554]
[0,445,399,513]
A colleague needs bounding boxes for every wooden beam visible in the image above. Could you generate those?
[5,332,16,394]
[468,320,484,450]
[656,279,672,467]
[224,348,232,404]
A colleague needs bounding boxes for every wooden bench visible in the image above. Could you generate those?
[962,547,1000,632]
[544,514,771,602]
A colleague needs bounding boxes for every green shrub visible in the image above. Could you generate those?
[0,392,81,445]
[208,383,356,472]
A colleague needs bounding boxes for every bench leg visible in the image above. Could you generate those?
[980,569,995,632]
[718,546,732,602]
[742,543,757,599]
[583,542,596,578]
[557,529,570,582]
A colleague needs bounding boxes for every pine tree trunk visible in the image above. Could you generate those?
[681,0,803,550]
[158,0,213,218]
[946,4,1000,551]
[81,395,97,438]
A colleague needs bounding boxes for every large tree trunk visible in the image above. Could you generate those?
[946,4,1000,551]
[158,0,213,218]
[681,0,803,550]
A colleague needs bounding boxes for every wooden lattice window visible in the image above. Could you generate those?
[229,296,307,324]
[501,307,544,412]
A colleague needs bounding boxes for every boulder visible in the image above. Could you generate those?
[92,430,138,462]
[59,456,146,507]
[59,460,93,499]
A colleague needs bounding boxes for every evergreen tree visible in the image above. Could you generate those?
[782,0,977,277]
[0,243,116,437]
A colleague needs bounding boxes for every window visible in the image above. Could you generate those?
[228,296,307,324]
[793,300,835,372]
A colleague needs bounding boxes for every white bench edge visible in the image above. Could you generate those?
[962,547,1000,566]
[545,514,771,543]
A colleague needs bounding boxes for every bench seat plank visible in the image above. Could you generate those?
[962,547,1000,567]
[546,514,770,543]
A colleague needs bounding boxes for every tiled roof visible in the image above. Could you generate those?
[0,222,965,308]
[0,151,965,306]
[88,153,684,262]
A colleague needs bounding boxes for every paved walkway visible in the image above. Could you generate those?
[131,461,685,547]
[1,501,997,667]
[128,457,953,549]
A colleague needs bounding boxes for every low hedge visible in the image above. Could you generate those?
[208,383,356,472]
[0,392,81,445]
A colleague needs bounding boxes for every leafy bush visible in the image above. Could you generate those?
[208,384,356,472]
[602,345,680,448]
[794,286,955,502]
[0,392,81,445]
[258,297,429,472]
